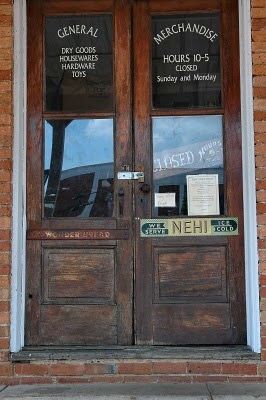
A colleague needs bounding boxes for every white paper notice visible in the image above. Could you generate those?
[187,174,220,216]
[155,193,176,208]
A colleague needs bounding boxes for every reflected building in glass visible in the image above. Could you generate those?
[44,119,114,218]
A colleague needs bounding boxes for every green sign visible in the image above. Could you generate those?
[140,218,238,238]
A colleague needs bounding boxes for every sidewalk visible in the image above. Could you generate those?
[1,383,266,399]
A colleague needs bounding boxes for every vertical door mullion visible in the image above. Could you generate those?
[133,0,154,344]
[114,0,134,345]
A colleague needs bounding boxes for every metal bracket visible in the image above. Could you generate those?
[117,171,145,181]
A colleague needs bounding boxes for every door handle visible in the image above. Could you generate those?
[139,183,151,194]
[118,187,125,217]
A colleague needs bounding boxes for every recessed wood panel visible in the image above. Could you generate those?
[40,305,117,345]
[152,303,232,345]
[154,246,227,302]
[43,248,115,302]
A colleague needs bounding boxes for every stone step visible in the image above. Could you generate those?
[1,383,266,400]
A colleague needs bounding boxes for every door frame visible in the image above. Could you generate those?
[10,0,260,353]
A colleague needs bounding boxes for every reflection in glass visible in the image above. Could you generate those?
[45,15,113,112]
[153,116,224,217]
[152,14,221,109]
[44,119,114,218]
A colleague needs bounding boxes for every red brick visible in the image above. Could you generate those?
[0,276,9,288]
[261,336,266,347]
[0,207,11,217]
[57,376,124,384]
[0,216,10,229]
[0,241,10,251]
[0,301,9,311]
[87,375,124,384]
[187,362,221,375]
[0,364,12,376]
[259,226,266,237]
[192,375,228,383]
[258,362,266,374]
[253,8,266,19]
[221,363,258,375]
[0,230,10,240]
[0,170,11,182]
[0,265,10,274]
[255,111,266,120]
[258,239,266,249]
[0,338,9,349]
[0,288,9,301]
[117,362,152,375]
[227,376,264,382]
[157,375,192,383]
[257,156,266,167]
[257,190,266,202]
[15,364,49,376]
[152,362,187,374]
[0,159,11,169]
[260,262,266,273]
[258,214,266,224]
[0,193,12,206]
[254,87,266,97]
[84,364,113,375]
[0,325,9,337]
[0,15,11,26]
[257,203,266,214]
[261,350,266,360]
[257,181,266,190]
[14,377,54,385]
[0,70,11,80]
[122,375,158,383]
[55,377,90,384]
[0,5,11,15]
[0,311,9,324]
[0,183,11,193]
[0,149,11,158]
[48,363,85,376]
[253,0,266,6]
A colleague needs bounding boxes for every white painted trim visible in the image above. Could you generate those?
[10,0,27,352]
[10,0,261,353]
[239,0,261,353]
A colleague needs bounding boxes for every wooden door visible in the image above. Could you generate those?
[26,0,133,346]
[134,0,246,345]
[26,0,246,347]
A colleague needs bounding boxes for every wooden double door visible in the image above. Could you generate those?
[26,0,246,346]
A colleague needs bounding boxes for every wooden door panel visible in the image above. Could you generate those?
[40,305,117,345]
[42,247,116,303]
[26,0,133,346]
[134,0,246,345]
[154,246,227,302]
[152,304,232,345]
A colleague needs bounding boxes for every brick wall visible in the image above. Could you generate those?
[0,0,12,377]
[1,0,266,386]
[253,0,266,362]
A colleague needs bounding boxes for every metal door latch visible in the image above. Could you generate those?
[117,171,144,182]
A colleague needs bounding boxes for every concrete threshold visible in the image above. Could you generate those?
[1,384,266,400]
